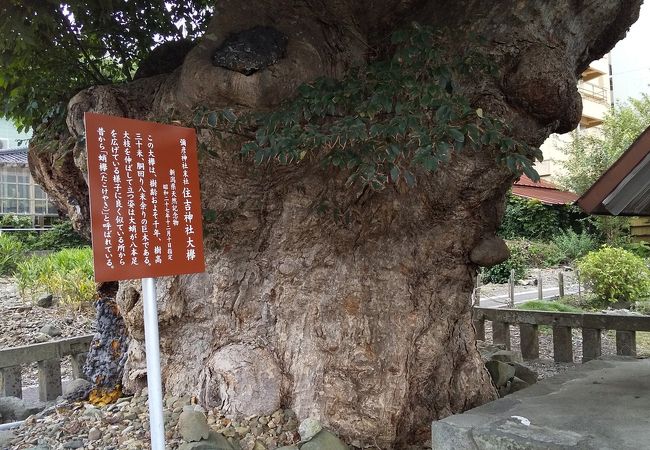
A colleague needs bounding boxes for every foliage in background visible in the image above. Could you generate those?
[0,234,23,275]
[589,215,630,246]
[16,247,96,306]
[623,241,650,259]
[0,1,212,131]
[481,241,527,284]
[198,25,542,190]
[551,229,597,262]
[558,94,650,195]
[578,246,650,305]
[0,215,89,251]
[526,241,564,267]
[554,96,650,245]
[0,213,35,242]
[498,194,590,241]
[517,300,582,313]
[29,221,90,251]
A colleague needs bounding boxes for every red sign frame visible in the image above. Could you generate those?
[85,113,205,282]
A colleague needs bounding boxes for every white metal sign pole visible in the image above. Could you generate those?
[142,277,166,450]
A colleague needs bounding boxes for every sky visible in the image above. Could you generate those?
[611,2,650,102]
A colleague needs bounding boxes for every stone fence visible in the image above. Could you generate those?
[0,335,93,402]
[473,307,650,363]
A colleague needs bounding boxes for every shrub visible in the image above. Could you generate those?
[633,301,650,316]
[499,196,559,240]
[0,214,32,228]
[29,221,90,251]
[16,247,97,306]
[481,241,527,284]
[518,300,583,313]
[527,241,564,268]
[557,293,601,311]
[552,229,597,263]
[577,246,650,304]
[0,234,25,275]
[622,241,650,259]
[499,194,591,241]
[0,214,37,245]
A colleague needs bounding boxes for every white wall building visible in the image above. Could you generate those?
[536,55,612,180]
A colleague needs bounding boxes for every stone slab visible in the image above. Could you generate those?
[432,358,650,450]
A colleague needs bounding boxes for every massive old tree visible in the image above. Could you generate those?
[2,1,641,447]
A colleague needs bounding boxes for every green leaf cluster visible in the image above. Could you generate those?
[578,246,650,304]
[499,195,590,241]
[0,1,212,132]
[558,94,650,195]
[204,24,540,189]
[0,234,24,275]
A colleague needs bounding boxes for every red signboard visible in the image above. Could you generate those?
[85,113,205,282]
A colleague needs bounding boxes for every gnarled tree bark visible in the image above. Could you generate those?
[29,1,640,447]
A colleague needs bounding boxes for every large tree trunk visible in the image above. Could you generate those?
[29,1,640,447]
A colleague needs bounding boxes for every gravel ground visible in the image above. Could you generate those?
[0,277,95,387]
[5,392,305,450]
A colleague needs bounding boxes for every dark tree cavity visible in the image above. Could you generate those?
[212,26,288,75]
[27,1,641,447]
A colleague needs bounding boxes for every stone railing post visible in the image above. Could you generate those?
[519,324,539,360]
[582,328,602,362]
[38,358,63,402]
[492,321,510,350]
[38,358,63,401]
[1,366,22,398]
[616,330,636,356]
[552,326,573,363]
[70,353,88,380]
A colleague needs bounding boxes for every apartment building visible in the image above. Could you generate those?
[0,119,58,224]
[536,55,612,180]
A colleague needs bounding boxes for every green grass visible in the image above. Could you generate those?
[16,247,97,306]
[517,300,583,313]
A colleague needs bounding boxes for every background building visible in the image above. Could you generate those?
[0,119,58,225]
[536,55,613,180]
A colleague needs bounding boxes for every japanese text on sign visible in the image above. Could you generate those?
[85,113,205,282]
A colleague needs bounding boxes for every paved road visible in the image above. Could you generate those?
[478,285,580,309]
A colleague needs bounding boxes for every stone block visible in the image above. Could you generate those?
[485,360,515,387]
[431,421,478,450]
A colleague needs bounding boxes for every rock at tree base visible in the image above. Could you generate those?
[39,324,62,337]
[212,26,288,75]
[87,427,101,441]
[298,418,322,442]
[510,362,538,385]
[0,397,45,422]
[36,294,53,308]
[33,332,50,343]
[62,439,83,449]
[178,410,211,442]
[300,430,349,450]
[485,360,515,388]
[62,378,92,401]
[509,377,530,393]
[0,430,16,448]
[490,350,523,363]
[178,431,234,450]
